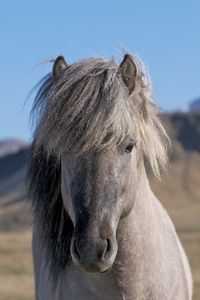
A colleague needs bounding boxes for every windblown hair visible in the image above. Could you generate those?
[28,54,170,278]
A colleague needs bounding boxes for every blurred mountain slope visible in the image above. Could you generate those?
[150,112,200,232]
[0,145,31,232]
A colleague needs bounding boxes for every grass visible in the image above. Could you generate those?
[0,230,199,299]
[0,231,34,300]
[179,231,200,300]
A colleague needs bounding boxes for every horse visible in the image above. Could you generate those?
[28,53,193,299]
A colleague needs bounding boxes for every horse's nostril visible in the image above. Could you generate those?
[101,238,112,260]
[106,238,112,253]
[73,238,81,259]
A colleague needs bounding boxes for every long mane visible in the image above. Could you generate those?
[28,54,170,278]
[28,144,73,277]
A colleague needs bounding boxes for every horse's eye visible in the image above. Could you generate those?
[125,142,136,153]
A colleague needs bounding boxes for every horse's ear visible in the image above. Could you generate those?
[118,54,138,95]
[53,56,69,79]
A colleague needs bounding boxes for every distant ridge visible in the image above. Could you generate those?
[0,138,29,158]
[181,98,200,112]
[0,140,31,231]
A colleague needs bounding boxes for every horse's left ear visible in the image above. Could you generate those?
[118,54,138,95]
[53,56,69,79]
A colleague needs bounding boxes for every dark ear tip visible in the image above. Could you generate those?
[123,53,137,68]
[54,55,65,64]
[53,55,68,79]
[124,53,132,60]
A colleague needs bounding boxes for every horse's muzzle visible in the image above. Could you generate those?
[70,236,117,273]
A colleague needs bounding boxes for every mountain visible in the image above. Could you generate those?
[0,138,29,158]
[150,112,200,232]
[181,98,200,112]
[0,112,200,232]
[0,142,31,231]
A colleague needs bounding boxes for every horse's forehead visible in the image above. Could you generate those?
[61,151,124,188]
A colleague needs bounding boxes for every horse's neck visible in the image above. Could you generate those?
[113,173,157,296]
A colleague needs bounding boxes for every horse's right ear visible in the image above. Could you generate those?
[118,54,138,95]
[53,56,69,79]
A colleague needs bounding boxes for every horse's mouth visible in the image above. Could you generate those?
[71,252,114,274]
[77,263,112,274]
[100,266,112,274]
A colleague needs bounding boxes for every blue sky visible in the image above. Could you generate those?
[0,0,199,141]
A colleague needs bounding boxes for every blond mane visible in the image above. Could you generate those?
[31,54,170,178]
